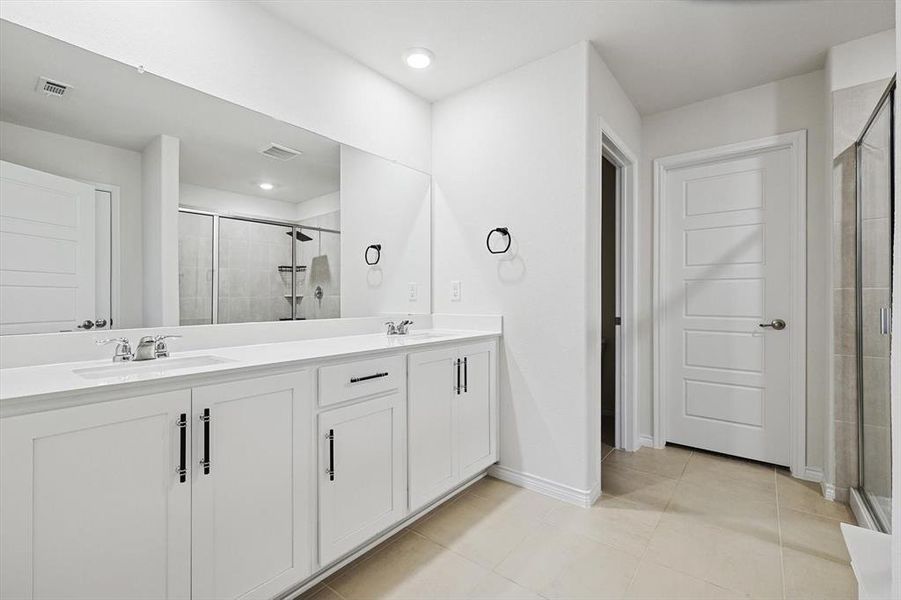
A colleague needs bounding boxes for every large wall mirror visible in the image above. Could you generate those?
[0,20,430,335]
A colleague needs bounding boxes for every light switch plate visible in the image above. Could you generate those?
[451,280,462,301]
[408,282,418,301]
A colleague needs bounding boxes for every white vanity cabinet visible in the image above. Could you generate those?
[317,356,407,567]
[191,371,313,600]
[408,340,497,511]
[0,390,193,600]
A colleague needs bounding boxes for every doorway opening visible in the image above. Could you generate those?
[601,155,620,459]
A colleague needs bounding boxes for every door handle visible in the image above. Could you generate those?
[759,319,786,331]
[463,357,468,393]
[176,413,187,483]
[199,409,211,474]
[325,429,335,481]
[455,359,461,395]
[94,318,108,329]
[77,319,95,330]
[880,307,890,336]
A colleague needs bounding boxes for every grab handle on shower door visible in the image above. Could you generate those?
[880,307,890,336]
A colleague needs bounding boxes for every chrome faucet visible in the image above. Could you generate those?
[96,337,133,362]
[134,334,182,361]
[385,320,415,336]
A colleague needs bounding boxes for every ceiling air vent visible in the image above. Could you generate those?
[36,76,71,98]
[259,143,302,161]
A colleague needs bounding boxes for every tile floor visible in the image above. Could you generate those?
[303,445,857,600]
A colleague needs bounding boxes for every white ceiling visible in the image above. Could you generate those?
[257,0,895,115]
[0,21,340,204]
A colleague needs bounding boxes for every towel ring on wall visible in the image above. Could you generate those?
[486,227,511,254]
[365,244,382,265]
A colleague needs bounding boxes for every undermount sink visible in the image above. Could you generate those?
[74,355,235,379]
[395,332,449,340]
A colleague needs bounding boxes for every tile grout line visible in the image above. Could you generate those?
[774,467,788,600]
[620,448,692,595]
[322,582,346,600]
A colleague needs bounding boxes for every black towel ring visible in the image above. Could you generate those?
[365,244,382,265]
[486,227,511,254]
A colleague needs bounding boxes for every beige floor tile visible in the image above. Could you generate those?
[495,523,601,592]
[779,507,851,563]
[467,572,543,600]
[601,464,679,510]
[645,511,783,598]
[776,470,855,522]
[681,451,776,503]
[625,559,745,599]
[782,548,858,600]
[539,540,640,599]
[302,585,344,600]
[327,530,487,600]
[667,479,779,538]
[543,495,662,557]
[412,490,540,568]
[604,445,693,479]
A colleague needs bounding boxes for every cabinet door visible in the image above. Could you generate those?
[192,372,313,600]
[407,346,459,511]
[458,343,497,479]
[318,393,406,566]
[0,391,192,600]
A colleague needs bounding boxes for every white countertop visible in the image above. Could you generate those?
[0,329,499,405]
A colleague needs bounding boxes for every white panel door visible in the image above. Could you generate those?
[0,160,96,334]
[0,391,192,600]
[408,347,458,511]
[660,147,794,465]
[458,344,497,479]
[191,372,313,600]
[318,393,407,566]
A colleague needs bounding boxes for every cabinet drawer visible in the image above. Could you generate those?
[319,355,404,407]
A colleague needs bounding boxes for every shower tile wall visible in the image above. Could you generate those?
[830,78,890,499]
[218,218,293,324]
[297,211,341,320]
[178,212,213,326]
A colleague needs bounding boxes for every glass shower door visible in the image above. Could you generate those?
[857,82,893,533]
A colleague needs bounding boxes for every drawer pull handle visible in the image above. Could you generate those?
[176,413,187,483]
[455,359,461,395]
[325,429,335,481]
[463,357,468,393]
[349,372,389,384]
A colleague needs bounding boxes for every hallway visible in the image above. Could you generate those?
[304,446,856,599]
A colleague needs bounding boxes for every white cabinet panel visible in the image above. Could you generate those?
[318,393,406,566]
[0,391,191,600]
[192,372,313,600]
[408,341,497,512]
[408,347,458,511]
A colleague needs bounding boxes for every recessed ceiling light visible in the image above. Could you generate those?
[259,182,274,191]
[403,48,434,70]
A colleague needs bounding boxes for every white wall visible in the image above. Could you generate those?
[828,29,896,92]
[0,120,144,328]
[142,135,179,327]
[341,146,431,317]
[0,1,431,173]
[640,70,828,472]
[433,41,640,496]
[296,192,341,222]
[180,183,300,223]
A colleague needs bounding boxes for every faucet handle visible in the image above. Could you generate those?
[153,334,181,358]
[385,321,398,335]
[397,319,414,335]
[96,337,133,362]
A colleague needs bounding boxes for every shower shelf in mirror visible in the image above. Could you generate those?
[278,265,308,272]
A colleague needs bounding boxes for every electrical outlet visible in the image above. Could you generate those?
[451,280,462,301]
[408,282,418,301]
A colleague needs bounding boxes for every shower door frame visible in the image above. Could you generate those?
[178,208,340,324]
[854,75,895,533]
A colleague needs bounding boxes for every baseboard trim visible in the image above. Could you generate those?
[638,434,654,448]
[799,466,824,483]
[488,465,596,508]
[821,481,837,501]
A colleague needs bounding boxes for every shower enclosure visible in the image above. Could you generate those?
[177,209,340,325]
[855,77,894,533]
